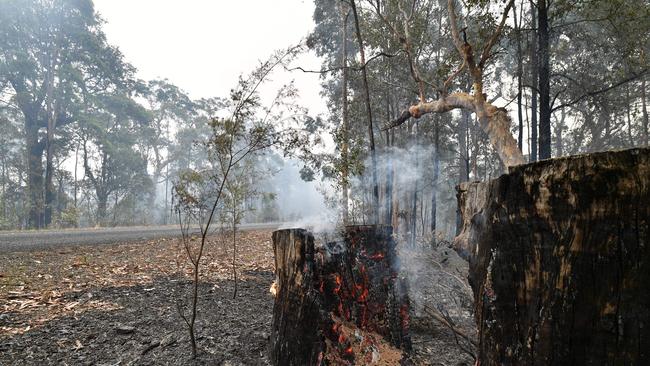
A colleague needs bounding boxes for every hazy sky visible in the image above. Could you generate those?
[93,0,327,115]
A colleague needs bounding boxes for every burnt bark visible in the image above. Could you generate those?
[270,229,322,365]
[271,226,410,366]
[455,147,650,365]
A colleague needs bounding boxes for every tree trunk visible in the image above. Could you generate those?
[97,193,108,226]
[456,108,471,235]
[271,229,322,365]
[514,1,524,151]
[341,4,350,225]
[529,1,539,162]
[410,126,419,246]
[642,78,649,146]
[431,118,440,236]
[554,109,565,156]
[26,123,45,228]
[537,0,551,159]
[74,142,79,209]
[454,147,650,365]
[385,129,394,225]
[1,155,6,220]
[350,0,380,224]
[271,226,411,366]
[44,130,55,227]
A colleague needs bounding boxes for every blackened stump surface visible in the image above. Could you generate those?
[270,229,322,366]
[455,147,650,365]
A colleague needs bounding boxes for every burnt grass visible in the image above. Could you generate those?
[0,230,475,365]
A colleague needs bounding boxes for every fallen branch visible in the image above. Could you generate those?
[382,93,526,168]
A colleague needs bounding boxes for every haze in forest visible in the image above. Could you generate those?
[0,0,648,236]
[1,0,649,364]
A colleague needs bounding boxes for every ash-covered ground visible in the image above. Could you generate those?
[1,230,475,365]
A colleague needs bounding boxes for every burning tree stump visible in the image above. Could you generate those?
[271,225,410,366]
[455,148,650,365]
[270,229,321,365]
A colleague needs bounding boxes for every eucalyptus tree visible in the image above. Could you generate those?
[141,79,196,223]
[0,0,133,227]
[522,0,649,158]
[80,90,153,226]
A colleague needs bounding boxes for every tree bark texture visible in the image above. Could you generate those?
[271,226,410,366]
[454,147,650,365]
[270,229,322,365]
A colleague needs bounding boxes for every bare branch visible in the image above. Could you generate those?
[286,51,401,74]
[478,0,515,69]
[552,69,648,112]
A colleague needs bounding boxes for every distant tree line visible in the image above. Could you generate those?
[0,0,288,230]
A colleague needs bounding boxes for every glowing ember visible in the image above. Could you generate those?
[271,226,410,365]
[358,287,368,302]
[333,274,342,294]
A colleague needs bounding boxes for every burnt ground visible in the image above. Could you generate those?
[0,230,475,365]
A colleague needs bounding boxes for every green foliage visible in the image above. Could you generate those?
[54,206,79,228]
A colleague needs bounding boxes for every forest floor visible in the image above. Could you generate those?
[0,229,475,365]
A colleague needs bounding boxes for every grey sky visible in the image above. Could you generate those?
[93,0,327,115]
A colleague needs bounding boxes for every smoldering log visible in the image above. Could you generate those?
[454,147,650,365]
[270,225,410,366]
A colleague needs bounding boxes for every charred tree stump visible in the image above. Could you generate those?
[271,225,410,366]
[455,148,650,365]
[270,229,321,365]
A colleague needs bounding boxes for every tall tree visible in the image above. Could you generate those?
[350,0,381,223]
[529,1,539,161]
[80,91,152,225]
[142,79,196,224]
[0,0,131,227]
[340,3,351,224]
[536,0,552,159]
[384,0,526,168]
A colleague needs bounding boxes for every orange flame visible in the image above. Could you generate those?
[334,274,342,294]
